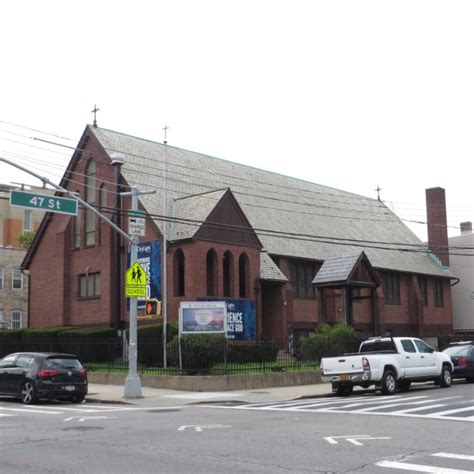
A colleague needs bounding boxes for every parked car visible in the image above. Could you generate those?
[442,341,474,382]
[0,352,88,404]
[320,337,453,396]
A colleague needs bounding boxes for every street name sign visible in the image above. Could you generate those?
[10,190,78,216]
[125,262,147,297]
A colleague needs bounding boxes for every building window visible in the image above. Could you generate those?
[79,272,101,298]
[383,272,400,305]
[12,267,23,290]
[23,210,32,231]
[99,184,107,210]
[290,260,314,299]
[74,207,81,249]
[85,160,96,246]
[418,276,428,306]
[206,249,217,296]
[0,266,3,289]
[239,253,249,298]
[223,251,234,297]
[11,310,22,329]
[173,249,185,297]
[434,279,444,307]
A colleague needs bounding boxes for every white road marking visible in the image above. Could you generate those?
[389,404,447,414]
[376,460,473,473]
[433,453,474,461]
[166,392,244,400]
[0,407,63,414]
[324,434,391,446]
[0,413,16,417]
[178,424,232,432]
[426,406,474,418]
[63,416,116,422]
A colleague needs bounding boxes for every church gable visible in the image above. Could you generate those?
[195,189,261,248]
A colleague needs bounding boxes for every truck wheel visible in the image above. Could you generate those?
[336,385,353,396]
[438,365,452,388]
[381,370,397,395]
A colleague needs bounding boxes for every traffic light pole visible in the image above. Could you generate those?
[1,157,152,399]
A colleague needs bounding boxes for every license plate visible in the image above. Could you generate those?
[64,385,75,391]
[340,374,349,381]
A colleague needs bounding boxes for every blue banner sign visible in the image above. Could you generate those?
[198,298,256,341]
[127,240,161,310]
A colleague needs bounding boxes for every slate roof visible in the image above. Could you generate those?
[171,189,228,241]
[312,251,375,286]
[260,251,288,282]
[90,126,454,279]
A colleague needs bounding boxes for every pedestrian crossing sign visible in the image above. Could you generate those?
[125,262,147,297]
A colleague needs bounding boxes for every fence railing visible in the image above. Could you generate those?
[0,337,335,376]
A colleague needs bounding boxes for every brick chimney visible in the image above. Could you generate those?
[425,187,449,266]
[460,221,472,235]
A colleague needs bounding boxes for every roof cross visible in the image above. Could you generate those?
[163,124,169,145]
[375,185,382,201]
[91,104,100,128]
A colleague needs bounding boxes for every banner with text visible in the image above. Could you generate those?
[127,240,161,310]
[198,298,256,341]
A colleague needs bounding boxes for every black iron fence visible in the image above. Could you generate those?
[0,336,350,376]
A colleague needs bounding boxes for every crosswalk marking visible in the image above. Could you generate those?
[207,394,473,422]
[376,459,473,473]
[433,453,474,462]
[0,404,183,418]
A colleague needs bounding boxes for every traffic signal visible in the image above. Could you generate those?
[144,299,160,316]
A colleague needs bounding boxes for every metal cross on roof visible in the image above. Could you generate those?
[163,124,169,144]
[91,104,100,128]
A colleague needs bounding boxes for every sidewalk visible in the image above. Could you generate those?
[86,382,336,407]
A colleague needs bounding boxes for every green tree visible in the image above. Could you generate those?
[18,231,36,249]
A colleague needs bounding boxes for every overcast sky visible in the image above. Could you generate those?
[1,0,472,242]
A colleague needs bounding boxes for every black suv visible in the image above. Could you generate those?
[0,352,88,404]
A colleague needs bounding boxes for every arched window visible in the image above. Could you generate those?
[206,249,218,296]
[173,249,185,297]
[223,251,234,297]
[99,184,107,210]
[73,189,81,248]
[239,253,249,298]
[85,160,96,246]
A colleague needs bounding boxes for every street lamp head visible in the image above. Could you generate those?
[110,152,125,166]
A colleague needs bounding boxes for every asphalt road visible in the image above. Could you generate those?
[0,382,473,473]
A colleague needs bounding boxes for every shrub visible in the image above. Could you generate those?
[227,340,279,364]
[299,323,360,362]
[59,327,119,363]
[0,329,25,357]
[22,327,75,353]
[134,323,179,366]
[167,333,227,373]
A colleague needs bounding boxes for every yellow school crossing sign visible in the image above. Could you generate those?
[126,262,147,298]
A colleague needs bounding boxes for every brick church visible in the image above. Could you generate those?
[23,124,455,341]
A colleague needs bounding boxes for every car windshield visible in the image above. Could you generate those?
[443,345,471,357]
[44,358,83,370]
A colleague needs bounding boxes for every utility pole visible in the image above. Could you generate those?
[120,185,155,398]
[162,125,169,368]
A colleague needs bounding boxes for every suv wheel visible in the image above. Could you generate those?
[21,381,37,404]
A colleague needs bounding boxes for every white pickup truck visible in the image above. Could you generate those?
[320,337,453,396]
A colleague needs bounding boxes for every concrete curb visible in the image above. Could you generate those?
[88,371,323,391]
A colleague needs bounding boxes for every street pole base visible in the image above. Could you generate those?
[123,374,143,398]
